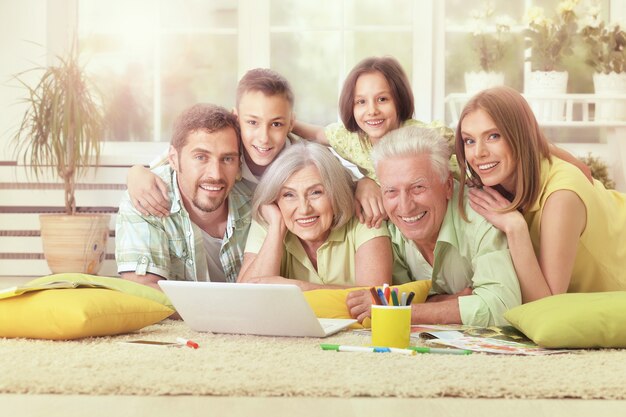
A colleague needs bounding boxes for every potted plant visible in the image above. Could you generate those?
[465,3,514,94]
[11,42,110,274]
[524,0,579,120]
[579,4,626,120]
[578,153,616,190]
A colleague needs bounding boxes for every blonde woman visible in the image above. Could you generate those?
[456,86,626,303]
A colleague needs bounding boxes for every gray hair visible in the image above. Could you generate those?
[252,141,355,229]
[372,125,451,183]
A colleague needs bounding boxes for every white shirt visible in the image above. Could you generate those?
[201,230,227,282]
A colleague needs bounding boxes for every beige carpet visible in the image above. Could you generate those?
[1,320,625,399]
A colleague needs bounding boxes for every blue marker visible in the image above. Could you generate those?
[376,288,388,305]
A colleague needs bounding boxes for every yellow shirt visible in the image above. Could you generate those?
[525,157,626,292]
[244,217,390,286]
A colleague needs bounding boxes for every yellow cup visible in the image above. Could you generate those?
[371,305,411,348]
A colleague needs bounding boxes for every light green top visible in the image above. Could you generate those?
[244,217,390,286]
[325,119,455,182]
[526,157,626,293]
[388,182,522,326]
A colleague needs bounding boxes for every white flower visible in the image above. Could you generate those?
[557,0,578,14]
[580,14,601,29]
[495,15,515,31]
[526,6,551,27]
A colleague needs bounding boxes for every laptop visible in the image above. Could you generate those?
[158,281,356,337]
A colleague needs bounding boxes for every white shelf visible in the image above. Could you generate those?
[444,93,626,193]
[445,93,626,128]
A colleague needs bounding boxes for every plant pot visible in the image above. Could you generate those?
[39,214,110,274]
[525,71,568,122]
[464,71,505,94]
[593,72,626,121]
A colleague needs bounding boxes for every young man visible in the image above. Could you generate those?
[347,126,522,326]
[127,68,298,217]
[115,104,252,289]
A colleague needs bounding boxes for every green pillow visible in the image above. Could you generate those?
[26,273,174,310]
[504,292,626,348]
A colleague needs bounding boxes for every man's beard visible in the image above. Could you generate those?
[191,181,227,213]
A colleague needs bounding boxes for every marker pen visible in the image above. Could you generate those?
[320,344,416,355]
[176,337,199,349]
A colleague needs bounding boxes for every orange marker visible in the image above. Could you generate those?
[369,287,381,305]
[176,337,199,349]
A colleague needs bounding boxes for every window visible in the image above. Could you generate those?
[77,0,434,143]
[269,0,416,125]
[79,0,238,142]
[75,0,624,145]
[443,0,612,97]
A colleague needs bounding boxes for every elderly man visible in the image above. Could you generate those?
[115,104,253,290]
[347,126,521,326]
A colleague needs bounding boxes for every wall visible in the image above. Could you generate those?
[0,0,47,161]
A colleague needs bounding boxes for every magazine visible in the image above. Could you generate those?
[411,324,571,355]
[352,324,571,355]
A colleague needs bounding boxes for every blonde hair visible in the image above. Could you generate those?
[455,86,551,215]
[372,125,451,183]
[252,142,355,229]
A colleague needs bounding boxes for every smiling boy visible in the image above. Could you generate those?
[234,69,297,185]
[127,68,299,217]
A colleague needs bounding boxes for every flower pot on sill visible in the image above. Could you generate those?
[39,213,110,274]
[525,71,568,122]
[593,72,626,121]
[464,71,505,95]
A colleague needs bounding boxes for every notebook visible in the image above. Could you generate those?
[158,281,356,337]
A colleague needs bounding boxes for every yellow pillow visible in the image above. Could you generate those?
[0,288,173,340]
[504,292,626,348]
[27,273,174,309]
[303,280,432,329]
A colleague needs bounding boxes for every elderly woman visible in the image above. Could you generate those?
[237,141,392,290]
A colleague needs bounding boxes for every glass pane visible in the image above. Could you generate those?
[444,32,524,94]
[79,0,157,141]
[270,0,341,27]
[445,0,524,27]
[160,34,238,141]
[345,32,413,79]
[161,0,238,29]
[271,32,341,125]
[345,0,412,26]
[79,0,156,33]
[81,34,155,142]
